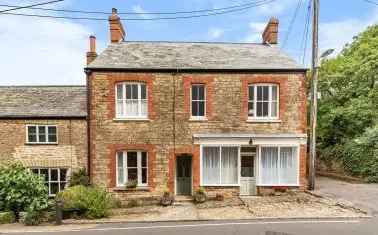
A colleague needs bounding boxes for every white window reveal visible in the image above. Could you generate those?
[116,82,147,119]
[116,151,148,187]
[32,168,68,196]
[248,84,279,119]
[191,84,206,118]
[27,125,57,144]
[201,146,239,186]
[259,146,299,186]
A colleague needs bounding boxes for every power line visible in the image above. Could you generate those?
[282,0,303,48]
[0,0,64,13]
[301,0,312,65]
[0,0,273,15]
[0,0,277,21]
[361,0,378,5]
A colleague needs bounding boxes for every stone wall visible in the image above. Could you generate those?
[88,71,307,197]
[0,119,87,172]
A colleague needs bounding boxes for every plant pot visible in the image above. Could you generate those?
[194,193,207,203]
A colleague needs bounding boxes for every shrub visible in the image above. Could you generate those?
[57,185,113,219]
[69,168,90,187]
[22,209,42,226]
[0,211,15,224]
[193,187,207,204]
[0,163,49,215]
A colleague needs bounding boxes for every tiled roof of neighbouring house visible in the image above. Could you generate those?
[87,41,305,71]
[0,86,87,118]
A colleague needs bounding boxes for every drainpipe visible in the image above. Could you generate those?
[84,68,92,183]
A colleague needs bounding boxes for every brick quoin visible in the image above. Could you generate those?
[107,144,156,189]
[240,75,288,121]
[183,76,214,120]
[106,73,156,120]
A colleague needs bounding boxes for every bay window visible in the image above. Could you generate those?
[116,82,147,119]
[201,146,239,185]
[259,146,298,186]
[116,151,148,187]
[248,84,278,119]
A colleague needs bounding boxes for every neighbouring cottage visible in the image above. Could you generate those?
[0,8,308,201]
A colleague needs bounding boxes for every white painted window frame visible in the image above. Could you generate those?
[248,84,279,120]
[26,125,58,144]
[115,82,148,119]
[190,84,207,120]
[31,168,68,196]
[256,145,300,186]
[116,151,148,187]
[200,144,241,187]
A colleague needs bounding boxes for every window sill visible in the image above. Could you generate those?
[25,142,58,145]
[201,184,240,187]
[113,186,150,192]
[113,118,150,122]
[189,117,208,122]
[246,119,282,123]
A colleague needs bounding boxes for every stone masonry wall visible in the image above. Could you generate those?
[0,119,87,172]
[88,71,307,198]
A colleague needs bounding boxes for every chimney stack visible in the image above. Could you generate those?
[262,17,279,45]
[86,35,97,65]
[109,8,126,43]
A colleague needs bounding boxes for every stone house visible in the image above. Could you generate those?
[85,9,307,200]
[0,9,307,200]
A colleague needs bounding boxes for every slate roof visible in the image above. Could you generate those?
[0,86,87,118]
[87,41,305,71]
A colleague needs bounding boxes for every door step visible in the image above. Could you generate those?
[175,195,193,202]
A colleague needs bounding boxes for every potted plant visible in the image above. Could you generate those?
[193,187,207,203]
[160,191,174,206]
[126,179,138,189]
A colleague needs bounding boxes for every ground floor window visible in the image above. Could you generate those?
[31,168,68,196]
[116,151,148,187]
[201,146,239,185]
[259,146,298,186]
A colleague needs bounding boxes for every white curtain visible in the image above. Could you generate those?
[126,100,139,116]
[221,147,238,184]
[279,147,297,184]
[202,147,220,184]
[260,147,279,185]
[117,152,125,185]
[141,100,148,116]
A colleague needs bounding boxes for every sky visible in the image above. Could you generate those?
[0,0,377,85]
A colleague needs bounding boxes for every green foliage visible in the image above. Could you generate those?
[22,209,42,226]
[193,187,207,203]
[0,211,15,224]
[69,168,90,187]
[318,25,378,180]
[0,163,49,214]
[56,185,113,219]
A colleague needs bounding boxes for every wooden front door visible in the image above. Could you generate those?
[240,146,257,196]
[176,156,192,195]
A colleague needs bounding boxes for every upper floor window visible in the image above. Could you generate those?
[116,82,147,119]
[248,84,278,119]
[27,125,57,144]
[116,151,148,187]
[191,84,206,118]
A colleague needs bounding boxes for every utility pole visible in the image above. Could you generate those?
[309,0,319,190]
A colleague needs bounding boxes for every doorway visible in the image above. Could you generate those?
[240,146,257,195]
[176,155,192,195]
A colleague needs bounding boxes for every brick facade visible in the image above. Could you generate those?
[0,119,87,172]
[88,71,307,199]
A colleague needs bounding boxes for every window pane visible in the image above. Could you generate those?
[262,102,269,117]
[141,152,147,167]
[272,86,278,101]
[221,147,238,184]
[141,100,147,117]
[241,155,254,177]
[127,168,138,182]
[117,152,124,185]
[126,100,138,116]
[271,101,278,117]
[40,169,48,181]
[263,86,269,100]
[257,86,263,101]
[32,169,39,174]
[198,85,205,100]
[116,100,124,116]
[48,126,56,134]
[142,168,147,184]
[141,84,147,99]
[116,84,123,99]
[279,147,298,184]
[50,183,59,195]
[198,101,205,116]
[60,182,66,191]
[50,169,58,181]
[260,147,279,185]
[131,84,138,99]
[192,101,199,116]
[125,84,132,99]
[248,86,254,101]
[202,147,220,184]
[38,126,46,142]
[192,86,198,100]
[60,169,67,181]
[257,102,263,116]
[48,131,57,143]
[248,102,254,117]
[127,152,137,167]
[28,126,36,135]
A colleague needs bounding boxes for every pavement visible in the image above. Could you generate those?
[1,176,378,235]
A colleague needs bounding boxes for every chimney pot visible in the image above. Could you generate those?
[262,17,279,44]
[112,8,117,14]
[86,35,97,65]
